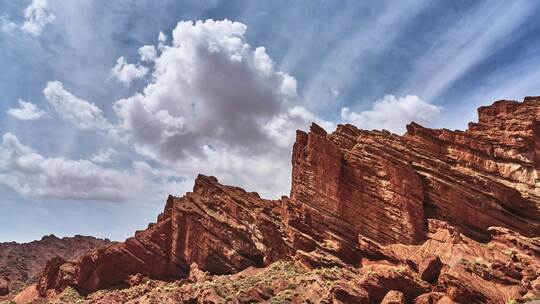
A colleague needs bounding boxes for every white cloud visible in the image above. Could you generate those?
[158,31,167,50]
[264,106,334,148]
[112,19,330,198]
[331,87,340,99]
[138,45,157,62]
[110,56,148,85]
[90,148,117,164]
[43,81,110,130]
[20,0,55,36]
[0,133,185,202]
[114,20,297,159]
[341,95,441,134]
[5,19,332,200]
[0,15,17,33]
[6,99,46,120]
[0,0,54,36]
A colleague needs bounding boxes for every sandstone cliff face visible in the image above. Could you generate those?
[36,175,291,295]
[32,97,540,304]
[0,235,111,296]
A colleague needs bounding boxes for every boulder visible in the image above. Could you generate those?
[419,255,443,283]
[381,290,406,304]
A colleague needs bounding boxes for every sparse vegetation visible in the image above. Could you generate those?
[501,249,517,258]
[522,295,540,302]
[473,257,491,268]
[312,266,340,280]
[52,286,85,304]
[390,266,408,274]
[270,289,294,304]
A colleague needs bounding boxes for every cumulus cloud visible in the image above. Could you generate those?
[43,81,110,130]
[110,56,148,85]
[138,45,157,62]
[115,20,298,158]
[341,95,441,134]
[20,0,55,36]
[0,133,185,202]
[111,19,329,197]
[6,99,46,120]
[5,19,331,200]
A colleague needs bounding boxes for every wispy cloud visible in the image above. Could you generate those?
[0,15,17,33]
[442,49,540,129]
[6,99,46,121]
[43,81,111,130]
[90,148,117,164]
[0,133,184,202]
[400,0,538,102]
[300,1,430,109]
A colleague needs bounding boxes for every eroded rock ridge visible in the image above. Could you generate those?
[33,97,540,303]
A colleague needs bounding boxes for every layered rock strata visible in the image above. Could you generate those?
[33,97,540,303]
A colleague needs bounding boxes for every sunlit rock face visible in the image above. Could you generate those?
[288,97,539,247]
[35,97,540,303]
[404,97,540,241]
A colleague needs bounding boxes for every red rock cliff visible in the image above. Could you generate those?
[288,97,540,249]
[35,97,540,302]
[37,175,290,295]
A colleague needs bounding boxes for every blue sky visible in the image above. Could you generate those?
[1,0,540,242]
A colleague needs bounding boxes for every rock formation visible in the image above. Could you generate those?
[0,234,111,298]
[27,97,540,303]
[0,276,9,296]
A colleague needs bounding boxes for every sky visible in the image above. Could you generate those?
[1,0,540,243]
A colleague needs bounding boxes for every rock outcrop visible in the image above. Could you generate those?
[0,276,9,296]
[32,97,540,303]
[36,175,291,296]
[0,234,111,297]
[381,290,406,304]
[418,255,443,283]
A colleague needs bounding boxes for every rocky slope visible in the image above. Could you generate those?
[12,97,540,303]
[0,235,112,297]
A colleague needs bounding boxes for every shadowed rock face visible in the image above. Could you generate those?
[34,97,540,303]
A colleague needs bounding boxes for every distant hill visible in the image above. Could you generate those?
[0,234,112,296]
